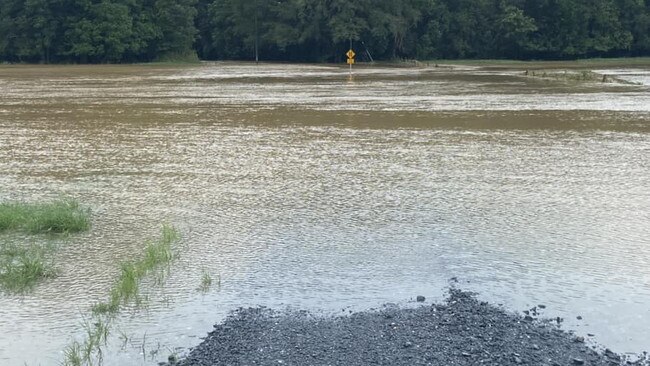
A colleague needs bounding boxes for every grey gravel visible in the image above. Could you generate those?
[174,290,649,366]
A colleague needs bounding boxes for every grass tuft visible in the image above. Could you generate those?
[92,224,179,315]
[0,242,55,292]
[64,224,180,366]
[63,341,83,366]
[0,205,20,231]
[199,271,212,292]
[62,316,110,366]
[0,199,90,234]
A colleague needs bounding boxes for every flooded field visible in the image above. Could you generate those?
[0,62,649,365]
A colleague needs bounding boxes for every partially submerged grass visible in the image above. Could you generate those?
[0,199,90,234]
[426,57,650,69]
[522,69,640,85]
[198,271,212,292]
[63,341,83,366]
[198,270,220,292]
[0,242,55,292]
[92,224,179,315]
[0,199,88,291]
[63,316,110,366]
[66,224,181,365]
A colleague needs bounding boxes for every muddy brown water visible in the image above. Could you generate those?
[0,62,649,365]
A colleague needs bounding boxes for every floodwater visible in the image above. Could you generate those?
[0,62,649,365]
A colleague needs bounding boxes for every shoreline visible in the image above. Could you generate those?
[170,289,649,366]
[1,57,649,69]
[421,57,650,70]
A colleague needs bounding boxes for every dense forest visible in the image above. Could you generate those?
[1,0,649,63]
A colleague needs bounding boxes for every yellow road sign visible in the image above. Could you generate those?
[346,49,356,59]
[347,58,355,65]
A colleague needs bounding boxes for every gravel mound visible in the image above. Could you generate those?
[174,290,648,366]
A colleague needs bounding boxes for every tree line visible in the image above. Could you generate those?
[1,0,649,64]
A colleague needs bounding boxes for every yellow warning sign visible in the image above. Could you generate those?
[346,49,356,59]
[347,58,355,65]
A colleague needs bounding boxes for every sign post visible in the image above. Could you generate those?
[346,49,356,75]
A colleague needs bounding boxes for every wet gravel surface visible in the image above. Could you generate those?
[173,290,649,366]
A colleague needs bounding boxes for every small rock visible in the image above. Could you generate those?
[168,354,178,364]
[574,336,585,343]
[404,341,413,348]
[462,352,471,357]
[538,304,546,309]
[532,344,540,350]
[605,348,621,361]
[524,315,534,321]
[572,358,585,365]
[577,316,583,320]
[514,356,523,364]
[587,333,595,337]
[556,317,563,324]
[416,295,426,302]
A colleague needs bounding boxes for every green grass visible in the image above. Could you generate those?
[66,224,180,366]
[0,199,90,234]
[198,270,221,292]
[92,224,179,315]
[0,198,88,291]
[63,341,83,366]
[63,316,110,366]
[0,242,55,292]
[198,271,212,292]
[0,205,19,231]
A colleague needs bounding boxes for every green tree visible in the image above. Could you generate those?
[153,0,198,60]
[0,0,60,62]
[328,0,370,44]
[1,0,649,63]
[494,2,537,58]
[64,1,136,62]
[208,0,270,60]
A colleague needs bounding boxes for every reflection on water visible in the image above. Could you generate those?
[0,63,649,365]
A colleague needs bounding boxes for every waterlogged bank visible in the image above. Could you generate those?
[0,63,648,365]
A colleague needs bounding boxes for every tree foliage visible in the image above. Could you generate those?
[0,0,649,63]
